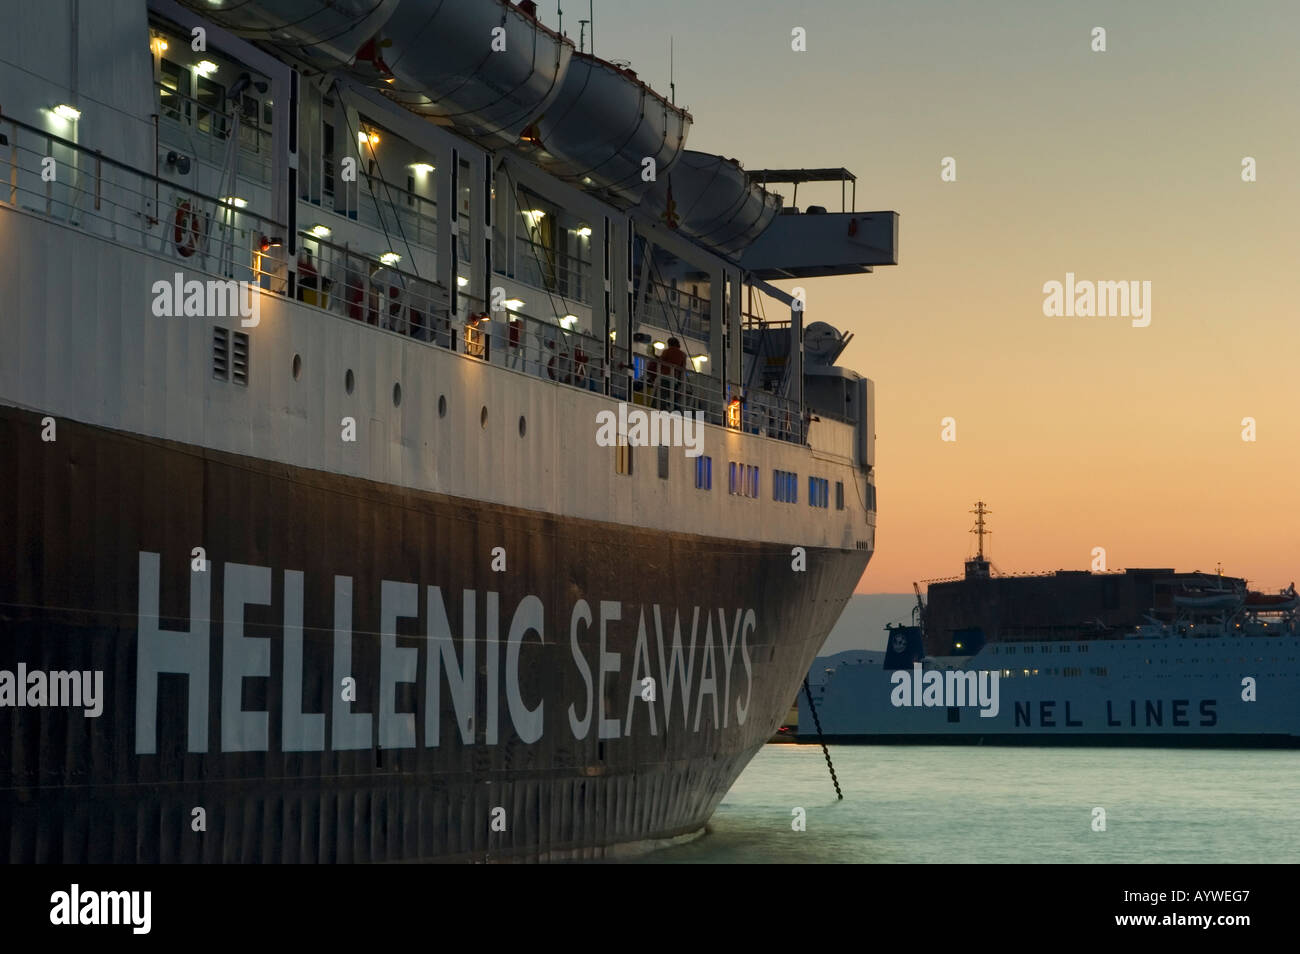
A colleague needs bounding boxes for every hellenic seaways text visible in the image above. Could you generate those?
[134,552,757,754]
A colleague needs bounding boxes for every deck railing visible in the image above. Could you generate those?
[2,112,286,291]
[1,112,805,446]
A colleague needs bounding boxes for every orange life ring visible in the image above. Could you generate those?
[173,199,203,258]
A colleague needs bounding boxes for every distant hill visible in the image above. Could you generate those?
[818,593,918,656]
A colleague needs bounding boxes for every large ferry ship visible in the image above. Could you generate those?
[0,1,897,861]
[801,504,1300,746]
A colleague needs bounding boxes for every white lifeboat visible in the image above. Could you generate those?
[532,54,692,204]
[175,0,400,67]
[644,151,782,257]
[355,0,574,147]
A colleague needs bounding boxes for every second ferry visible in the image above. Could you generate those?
[802,503,1300,746]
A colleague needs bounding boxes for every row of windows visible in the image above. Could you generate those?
[998,643,1091,654]
[618,449,855,515]
[1000,666,1096,678]
[729,462,760,498]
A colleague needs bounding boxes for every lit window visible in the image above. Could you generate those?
[695,455,712,491]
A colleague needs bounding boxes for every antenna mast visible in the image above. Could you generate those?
[971,501,991,559]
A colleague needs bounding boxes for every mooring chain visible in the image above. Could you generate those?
[801,677,843,800]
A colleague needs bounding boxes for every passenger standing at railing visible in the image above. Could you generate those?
[659,337,687,411]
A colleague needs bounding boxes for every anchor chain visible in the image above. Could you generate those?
[802,677,843,800]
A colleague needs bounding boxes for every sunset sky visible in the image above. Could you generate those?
[593,0,1300,593]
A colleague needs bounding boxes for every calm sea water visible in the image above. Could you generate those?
[634,743,1300,863]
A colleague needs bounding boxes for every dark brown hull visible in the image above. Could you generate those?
[0,406,867,861]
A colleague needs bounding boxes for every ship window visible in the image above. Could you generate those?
[835,481,844,510]
[159,58,188,122]
[694,455,712,490]
[345,369,355,395]
[773,469,797,503]
[657,445,669,479]
[615,443,633,476]
[519,415,527,438]
[808,476,829,508]
[292,353,302,381]
[729,462,738,495]
[393,382,402,407]
[195,75,227,139]
[438,394,447,418]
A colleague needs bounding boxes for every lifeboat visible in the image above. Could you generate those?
[175,0,400,67]
[643,151,782,257]
[1173,587,1242,611]
[532,54,692,204]
[1245,584,1299,612]
[356,0,574,147]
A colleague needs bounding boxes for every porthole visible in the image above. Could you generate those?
[518,415,526,438]
[480,406,488,429]
[438,395,447,418]
[292,353,302,381]
[393,382,402,407]
[345,369,355,395]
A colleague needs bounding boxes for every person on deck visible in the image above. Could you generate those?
[658,337,688,410]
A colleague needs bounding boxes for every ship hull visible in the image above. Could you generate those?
[800,645,1300,747]
[0,406,867,862]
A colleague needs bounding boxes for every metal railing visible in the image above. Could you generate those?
[347,180,438,249]
[1,111,807,446]
[156,82,275,185]
[296,231,447,339]
[504,233,592,304]
[638,278,712,341]
[2,112,286,291]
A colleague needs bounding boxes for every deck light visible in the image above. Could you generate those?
[195,60,218,76]
[52,104,81,122]
[379,252,401,266]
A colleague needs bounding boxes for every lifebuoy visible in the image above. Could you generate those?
[173,199,203,258]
